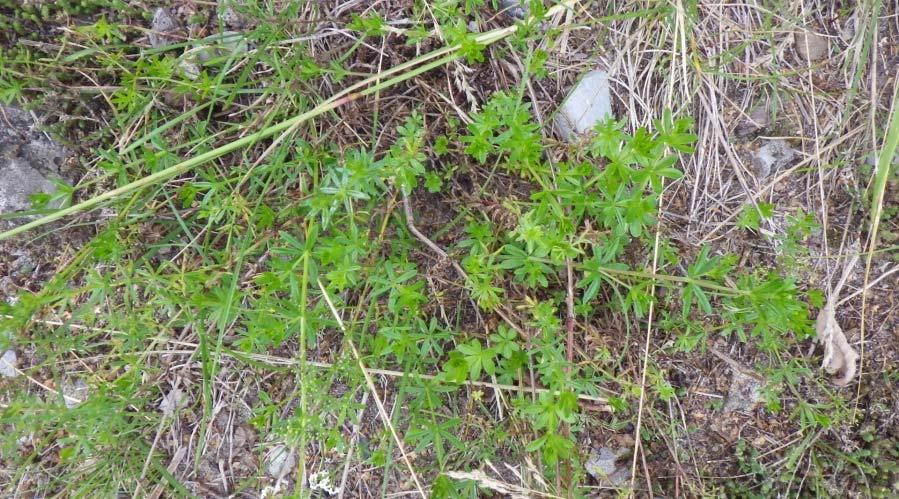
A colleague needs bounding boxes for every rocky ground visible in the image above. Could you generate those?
[0,105,82,303]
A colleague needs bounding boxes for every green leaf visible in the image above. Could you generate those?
[456,340,497,380]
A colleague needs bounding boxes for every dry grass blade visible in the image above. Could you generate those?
[443,469,564,499]
[0,0,581,242]
[317,279,426,498]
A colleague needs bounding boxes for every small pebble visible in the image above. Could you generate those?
[735,103,770,138]
[555,70,614,142]
[219,1,246,29]
[149,8,180,48]
[585,446,630,485]
[795,30,829,62]
[499,0,527,19]
[265,444,296,478]
[752,139,796,178]
[63,378,88,408]
[0,350,18,378]
[723,371,763,412]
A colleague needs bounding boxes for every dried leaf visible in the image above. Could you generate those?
[816,251,860,386]
[815,302,858,386]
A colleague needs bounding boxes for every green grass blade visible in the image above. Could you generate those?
[0,0,578,242]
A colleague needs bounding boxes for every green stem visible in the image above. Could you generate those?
[0,0,579,242]
[597,266,748,296]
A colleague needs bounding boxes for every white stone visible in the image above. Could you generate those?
[0,350,18,378]
[265,444,296,478]
[555,70,614,142]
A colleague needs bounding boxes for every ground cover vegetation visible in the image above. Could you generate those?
[0,0,897,497]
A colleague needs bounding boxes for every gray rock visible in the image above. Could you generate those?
[795,30,828,62]
[11,250,35,276]
[219,1,246,29]
[63,378,88,408]
[735,104,771,138]
[0,105,68,218]
[499,0,527,19]
[149,8,180,48]
[178,31,250,79]
[0,349,18,378]
[752,139,796,178]
[265,444,296,478]
[723,371,763,412]
[555,70,614,142]
[585,446,630,486]
[0,105,67,168]
[0,160,59,215]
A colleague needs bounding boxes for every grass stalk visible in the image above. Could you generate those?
[0,0,578,242]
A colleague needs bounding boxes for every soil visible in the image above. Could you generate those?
[2,1,898,497]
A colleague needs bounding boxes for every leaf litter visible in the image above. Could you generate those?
[816,251,860,386]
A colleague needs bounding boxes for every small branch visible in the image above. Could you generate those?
[710,346,764,382]
[337,391,370,499]
[565,258,576,368]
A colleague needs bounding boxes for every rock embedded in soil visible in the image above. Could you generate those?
[0,349,18,378]
[795,30,829,62]
[179,31,250,79]
[0,105,68,218]
[585,446,630,486]
[735,103,771,138]
[751,139,796,179]
[499,0,527,19]
[555,70,614,142]
[265,444,296,478]
[62,378,88,408]
[219,1,247,29]
[0,161,58,215]
[723,371,763,412]
[149,8,180,48]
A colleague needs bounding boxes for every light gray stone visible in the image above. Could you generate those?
[63,378,89,408]
[0,105,67,218]
[11,250,35,276]
[265,444,296,478]
[723,371,763,412]
[555,70,614,142]
[0,349,18,378]
[585,446,630,486]
[752,139,796,178]
[219,1,246,29]
[795,30,829,62]
[0,159,58,215]
[149,8,180,48]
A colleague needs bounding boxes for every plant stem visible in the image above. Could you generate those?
[0,0,579,242]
